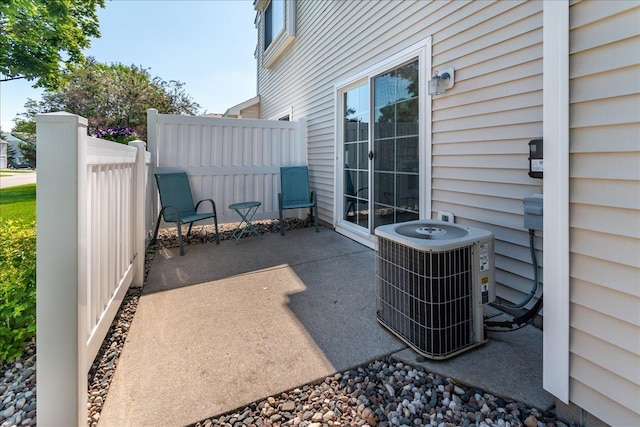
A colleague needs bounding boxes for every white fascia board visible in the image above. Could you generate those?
[254,0,268,12]
[224,96,260,117]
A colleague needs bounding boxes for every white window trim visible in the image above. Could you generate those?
[263,0,296,69]
[542,0,570,404]
[333,37,432,248]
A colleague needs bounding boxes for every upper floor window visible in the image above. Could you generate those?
[256,0,296,68]
[265,0,284,50]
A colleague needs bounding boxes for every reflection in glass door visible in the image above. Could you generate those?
[373,60,419,229]
[343,84,370,228]
[341,59,420,234]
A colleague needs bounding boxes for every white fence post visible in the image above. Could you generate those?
[146,108,158,167]
[130,140,146,287]
[36,112,88,426]
[147,108,159,232]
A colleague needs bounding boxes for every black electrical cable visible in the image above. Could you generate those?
[485,296,543,332]
[500,229,539,309]
[483,229,543,332]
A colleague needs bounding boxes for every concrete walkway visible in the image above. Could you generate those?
[99,227,553,426]
[0,171,36,188]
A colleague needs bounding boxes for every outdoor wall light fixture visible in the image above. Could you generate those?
[428,67,455,96]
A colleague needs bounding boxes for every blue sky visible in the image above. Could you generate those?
[0,0,258,132]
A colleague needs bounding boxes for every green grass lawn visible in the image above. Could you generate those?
[0,184,36,223]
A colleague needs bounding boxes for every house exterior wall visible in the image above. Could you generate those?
[239,103,261,119]
[0,140,7,169]
[253,0,640,424]
[1,133,25,165]
[565,1,640,425]
[255,0,544,306]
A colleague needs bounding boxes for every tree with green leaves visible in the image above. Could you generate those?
[6,143,16,165]
[8,108,37,166]
[15,58,201,141]
[17,139,36,167]
[0,0,104,89]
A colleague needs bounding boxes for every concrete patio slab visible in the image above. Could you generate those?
[98,228,405,427]
[98,227,553,427]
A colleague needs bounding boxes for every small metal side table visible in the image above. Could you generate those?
[228,201,262,244]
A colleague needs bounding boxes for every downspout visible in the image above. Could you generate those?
[542,0,570,404]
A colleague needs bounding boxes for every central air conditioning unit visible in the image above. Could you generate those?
[375,220,495,360]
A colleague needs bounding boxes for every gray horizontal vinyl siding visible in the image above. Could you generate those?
[568,1,640,425]
[256,0,543,305]
[431,0,543,305]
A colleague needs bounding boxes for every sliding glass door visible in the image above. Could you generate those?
[343,84,370,228]
[372,60,420,228]
[341,58,421,235]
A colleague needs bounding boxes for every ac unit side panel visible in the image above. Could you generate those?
[376,237,490,360]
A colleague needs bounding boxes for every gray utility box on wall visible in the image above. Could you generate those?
[523,194,543,231]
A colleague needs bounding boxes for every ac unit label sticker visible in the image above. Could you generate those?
[479,243,490,271]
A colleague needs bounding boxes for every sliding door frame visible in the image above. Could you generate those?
[333,37,432,249]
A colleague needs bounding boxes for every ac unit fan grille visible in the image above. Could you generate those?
[376,237,474,359]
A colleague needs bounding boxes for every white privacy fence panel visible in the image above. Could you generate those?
[148,110,307,224]
[36,113,150,426]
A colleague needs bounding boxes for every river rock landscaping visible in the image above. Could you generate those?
[192,359,568,427]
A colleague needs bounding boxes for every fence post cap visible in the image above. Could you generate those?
[129,139,147,148]
[36,112,88,126]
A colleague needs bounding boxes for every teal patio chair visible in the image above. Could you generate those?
[152,172,219,256]
[344,168,368,218]
[278,166,319,236]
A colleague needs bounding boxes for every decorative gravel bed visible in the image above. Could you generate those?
[2,219,569,427]
[0,341,36,427]
[191,359,567,427]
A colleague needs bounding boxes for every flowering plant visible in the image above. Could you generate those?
[95,127,139,145]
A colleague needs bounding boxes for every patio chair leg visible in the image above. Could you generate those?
[279,213,285,236]
[312,191,319,232]
[214,215,220,244]
[177,222,185,256]
[187,222,194,237]
[151,212,163,243]
[278,193,285,236]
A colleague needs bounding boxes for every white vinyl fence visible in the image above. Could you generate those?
[36,112,153,426]
[147,109,307,225]
[35,110,306,425]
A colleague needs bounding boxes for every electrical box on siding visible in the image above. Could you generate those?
[528,139,543,179]
[523,194,543,231]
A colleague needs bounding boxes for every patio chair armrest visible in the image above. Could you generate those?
[195,199,217,216]
[160,205,182,224]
